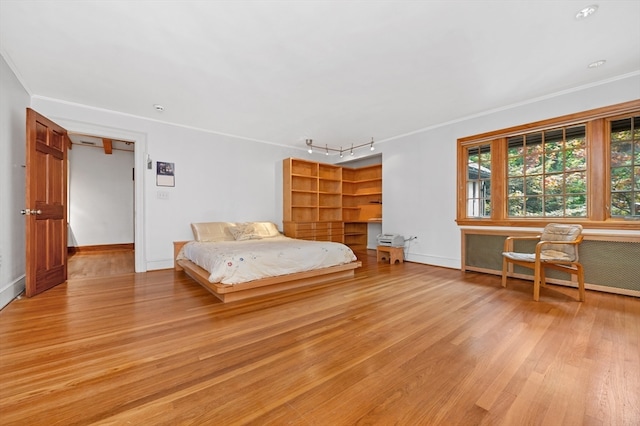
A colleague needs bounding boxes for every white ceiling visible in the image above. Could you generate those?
[1,1,639,149]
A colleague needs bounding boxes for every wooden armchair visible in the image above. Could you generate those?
[501,223,585,302]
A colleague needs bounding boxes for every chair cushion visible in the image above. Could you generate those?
[503,251,573,262]
[540,223,582,261]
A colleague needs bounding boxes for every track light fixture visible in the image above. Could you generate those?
[304,138,375,157]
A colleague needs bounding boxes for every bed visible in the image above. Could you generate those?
[174,221,362,302]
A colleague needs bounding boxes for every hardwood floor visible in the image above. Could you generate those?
[1,251,638,425]
[67,248,135,279]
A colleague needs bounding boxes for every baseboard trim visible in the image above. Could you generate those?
[0,275,25,310]
[68,243,134,254]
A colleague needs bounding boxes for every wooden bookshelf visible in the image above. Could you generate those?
[283,158,381,248]
[342,164,382,251]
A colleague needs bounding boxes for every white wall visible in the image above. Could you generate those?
[30,96,304,271]
[3,51,638,312]
[30,74,640,274]
[68,144,134,246]
[381,74,640,269]
[0,55,30,308]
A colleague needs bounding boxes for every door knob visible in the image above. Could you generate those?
[20,209,42,215]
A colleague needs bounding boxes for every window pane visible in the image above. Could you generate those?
[545,174,563,194]
[525,175,543,195]
[611,118,632,141]
[566,171,586,194]
[508,136,524,157]
[509,157,524,176]
[526,196,543,216]
[483,199,491,215]
[565,148,586,171]
[611,192,633,216]
[480,152,491,167]
[566,196,587,217]
[525,155,542,174]
[509,177,524,194]
[544,196,564,216]
[544,150,564,173]
[545,129,564,146]
[509,197,524,217]
[611,142,633,166]
[611,167,632,191]
[566,125,586,149]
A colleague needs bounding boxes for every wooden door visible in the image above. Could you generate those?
[24,108,68,297]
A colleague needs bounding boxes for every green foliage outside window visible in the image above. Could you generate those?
[507,125,587,217]
[610,116,640,217]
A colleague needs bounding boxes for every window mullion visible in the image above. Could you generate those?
[493,138,507,221]
[589,119,606,221]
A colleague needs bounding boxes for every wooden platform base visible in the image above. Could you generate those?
[174,241,361,302]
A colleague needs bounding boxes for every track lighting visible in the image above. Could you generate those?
[304,138,375,156]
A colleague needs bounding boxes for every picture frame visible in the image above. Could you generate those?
[156,161,175,187]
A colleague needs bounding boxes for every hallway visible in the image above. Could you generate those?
[67,247,135,280]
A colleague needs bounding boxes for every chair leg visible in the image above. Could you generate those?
[533,261,542,302]
[576,263,585,302]
[501,257,508,288]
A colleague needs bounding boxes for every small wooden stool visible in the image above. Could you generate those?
[377,245,404,264]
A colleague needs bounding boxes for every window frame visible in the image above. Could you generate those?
[456,99,640,229]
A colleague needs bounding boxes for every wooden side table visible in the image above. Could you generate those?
[377,245,404,264]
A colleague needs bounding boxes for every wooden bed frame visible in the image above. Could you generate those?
[173,241,362,303]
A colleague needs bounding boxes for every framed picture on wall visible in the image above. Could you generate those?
[156,161,175,187]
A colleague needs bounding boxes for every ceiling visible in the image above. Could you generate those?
[1,1,639,150]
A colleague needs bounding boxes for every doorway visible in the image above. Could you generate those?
[47,117,147,274]
[66,133,135,279]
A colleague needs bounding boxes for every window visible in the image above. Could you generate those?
[610,116,640,218]
[466,144,491,218]
[507,125,587,217]
[456,100,640,229]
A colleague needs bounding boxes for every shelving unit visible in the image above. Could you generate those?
[283,158,381,249]
[341,164,382,251]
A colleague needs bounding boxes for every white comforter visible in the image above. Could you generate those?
[177,236,358,285]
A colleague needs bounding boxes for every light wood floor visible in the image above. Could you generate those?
[1,252,638,425]
[67,249,135,279]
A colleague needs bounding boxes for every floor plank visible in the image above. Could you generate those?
[67,249,135,279]
[1,251,638,425]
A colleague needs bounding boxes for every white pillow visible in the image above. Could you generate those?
[229,222,282,241]
[247,222,281,238]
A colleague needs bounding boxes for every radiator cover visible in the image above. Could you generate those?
[463,232,640,295]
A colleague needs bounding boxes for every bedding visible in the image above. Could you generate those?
[177,235,358,285]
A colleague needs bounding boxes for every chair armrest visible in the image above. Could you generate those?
[534,235,584,256]
[503,235,541,252]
